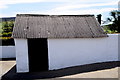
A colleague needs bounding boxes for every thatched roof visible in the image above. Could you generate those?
[12,14,108,38]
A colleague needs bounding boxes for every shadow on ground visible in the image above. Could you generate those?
[1,61,120,80]
[0,58,16,61]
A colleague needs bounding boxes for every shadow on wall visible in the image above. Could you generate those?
[1,61,120,80]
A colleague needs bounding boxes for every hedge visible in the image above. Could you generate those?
[0,38,15,46]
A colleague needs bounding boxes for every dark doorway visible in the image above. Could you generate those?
[28,38,48,72]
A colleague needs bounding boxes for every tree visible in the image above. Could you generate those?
[0,19,15,46]
[106,10,120,33]
[1,20,14,37]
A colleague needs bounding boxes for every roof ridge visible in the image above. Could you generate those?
[17,14,94,17]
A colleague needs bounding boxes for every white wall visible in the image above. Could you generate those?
[14,39,29,73]
[48,34,119,70]
[0,46,15,58]
[0,47,2,60]
[118,34,120,61]
[0,46,2,59]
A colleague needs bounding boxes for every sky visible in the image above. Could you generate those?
[0,0,119,22]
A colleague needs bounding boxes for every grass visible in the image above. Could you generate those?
[0,37,12,39]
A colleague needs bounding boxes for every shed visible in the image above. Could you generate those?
[12,14,108,73]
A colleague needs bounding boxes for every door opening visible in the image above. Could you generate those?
[28,38,48,72]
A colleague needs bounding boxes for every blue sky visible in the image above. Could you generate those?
[0,0,119,22]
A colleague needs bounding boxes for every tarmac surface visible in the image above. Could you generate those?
[0,59,120,80]
[0,60,16,76]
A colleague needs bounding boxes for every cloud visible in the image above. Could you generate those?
[0,13,15,17]
[53,1,118,11]
[0,4,8,9]
[13,8,117,15]
[0,0,43,9]
[49,8,117,15]
[0,0,119,9]
[0,0,118,17]
[0,0,90,9]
